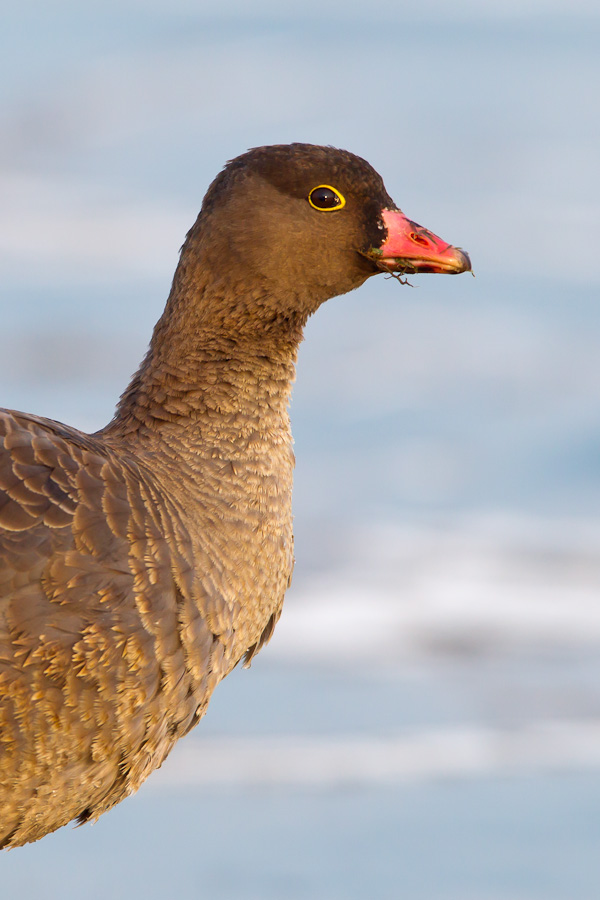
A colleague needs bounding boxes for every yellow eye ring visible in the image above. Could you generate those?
[308,185,346,211]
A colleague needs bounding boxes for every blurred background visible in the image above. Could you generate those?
[2,1,600,897]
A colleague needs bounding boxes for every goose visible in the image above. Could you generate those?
[0,143,470,847]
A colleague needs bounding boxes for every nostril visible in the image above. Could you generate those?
[410,232,431,247]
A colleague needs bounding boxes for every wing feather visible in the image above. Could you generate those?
[0,410,205,847]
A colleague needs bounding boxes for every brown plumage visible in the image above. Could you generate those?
[0,143,470,848]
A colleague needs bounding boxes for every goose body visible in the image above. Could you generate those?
[0,143,470,847]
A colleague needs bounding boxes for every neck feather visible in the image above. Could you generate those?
[101,257,304,444]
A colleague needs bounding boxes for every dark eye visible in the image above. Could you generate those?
[308,185,346,211]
